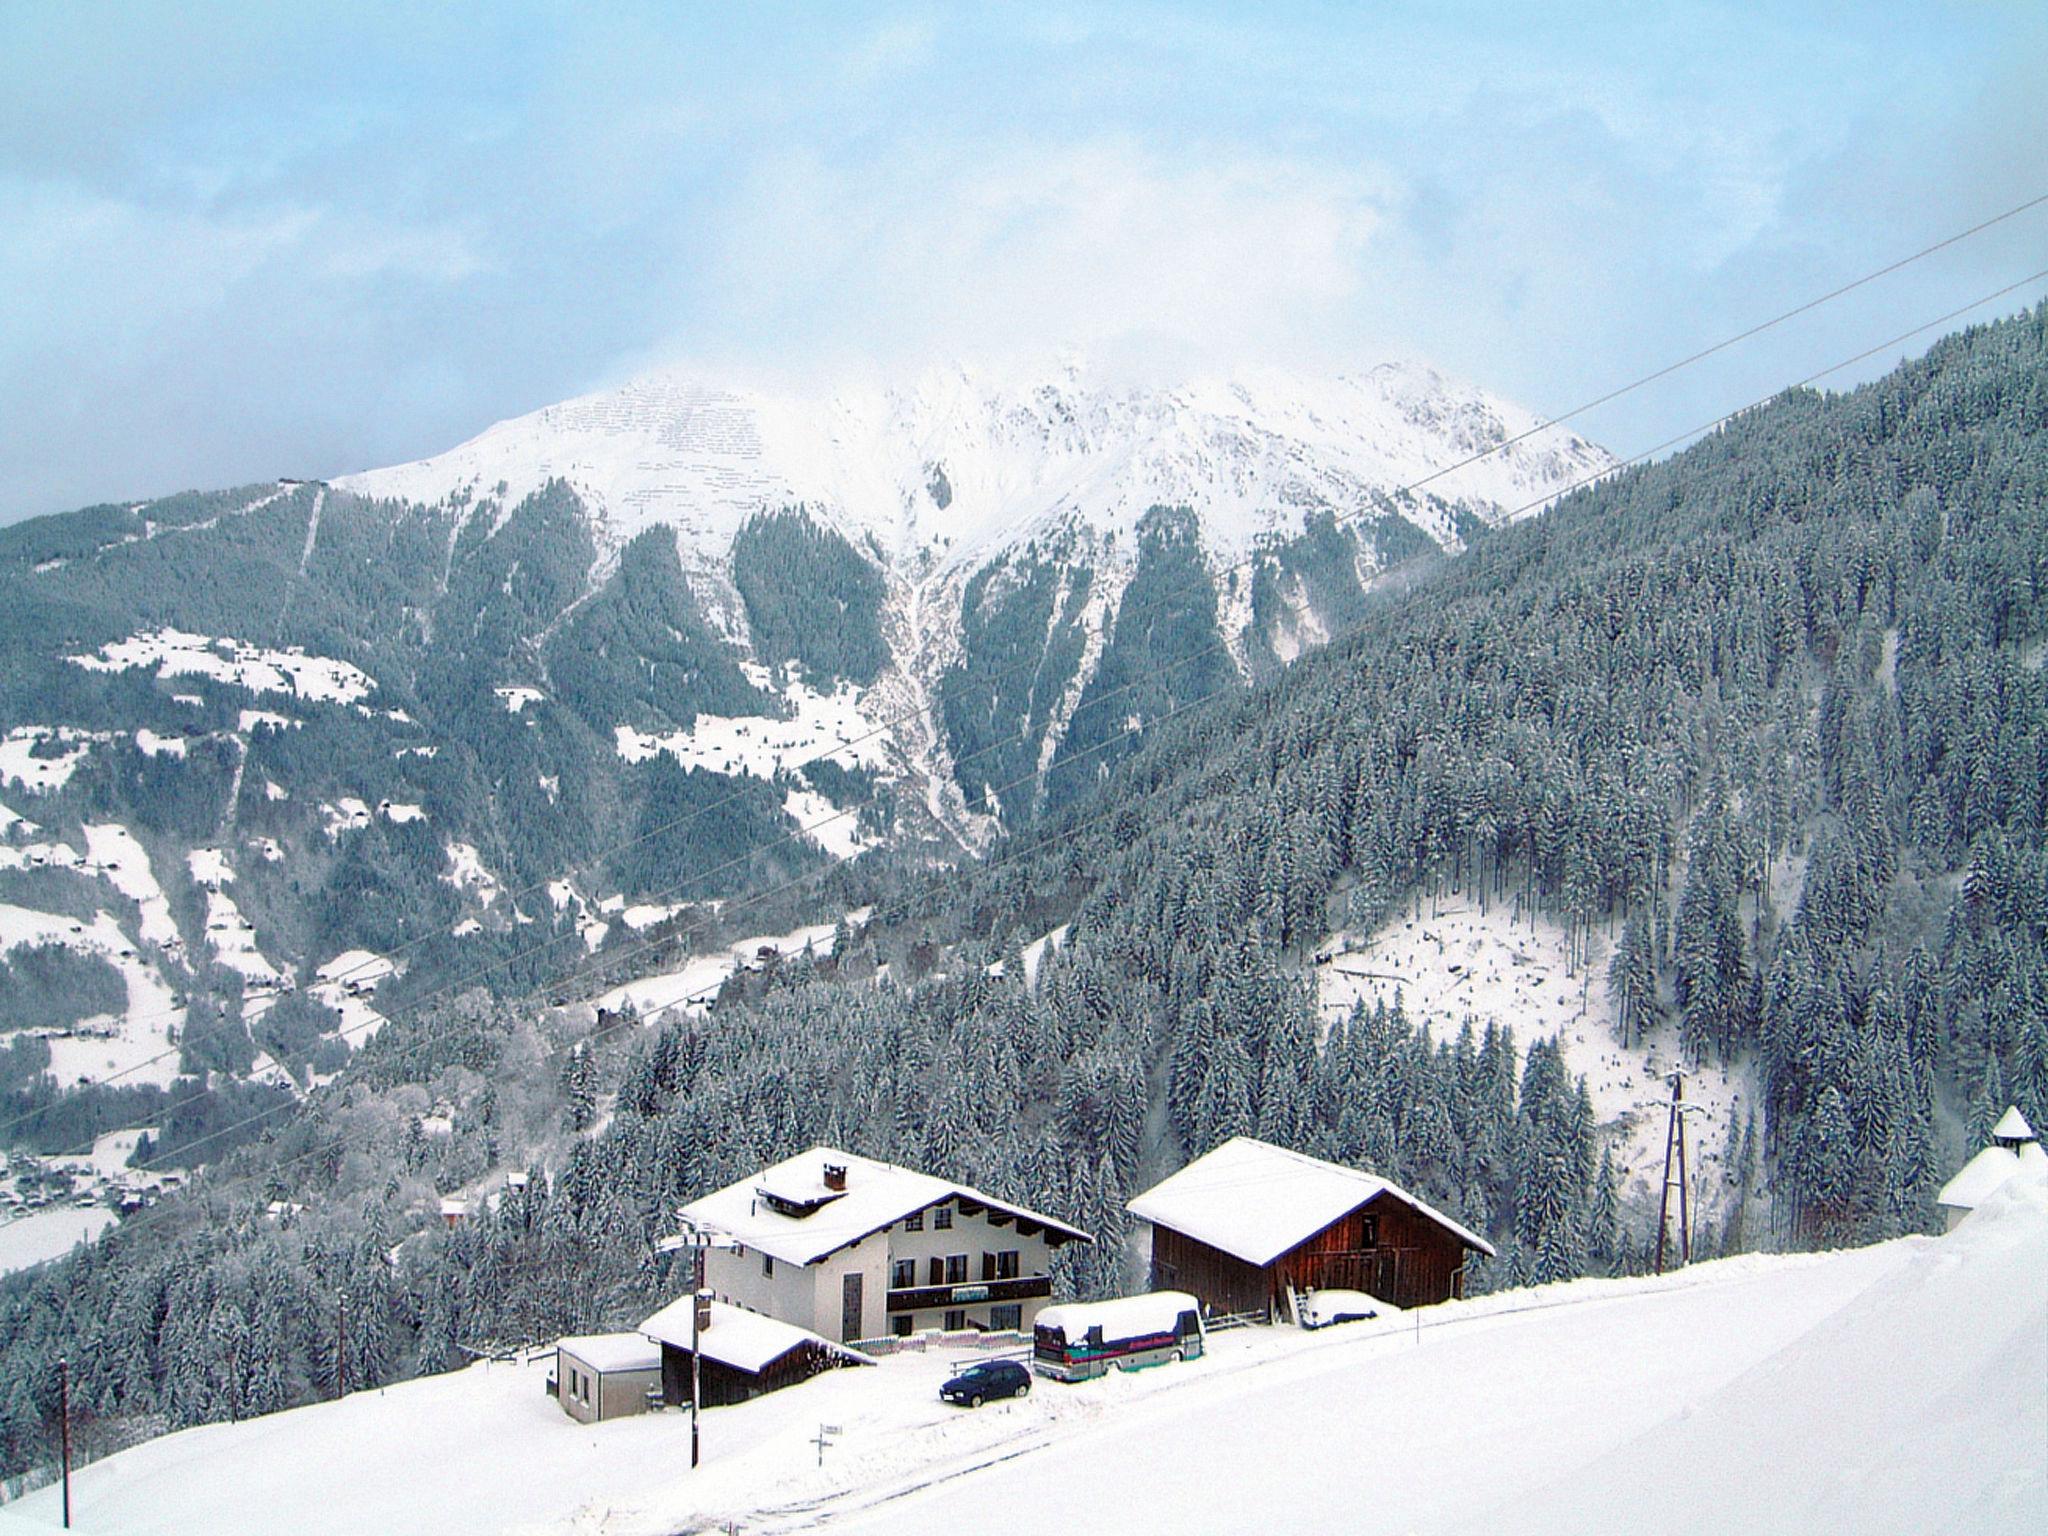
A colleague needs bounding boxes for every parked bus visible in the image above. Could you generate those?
[1032,1291,1205,1381]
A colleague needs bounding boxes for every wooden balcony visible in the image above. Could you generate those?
[885,1274,1051,1313]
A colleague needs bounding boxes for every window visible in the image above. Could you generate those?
[762,1252,774,1278]
[944,1309,967,1331]
[996,1249,1021,1279]
[990,1303,1022,1332]
[933,1205,953,1231]
[945,1254,969,1284]
[891,1315,914,1338]
[904,1211,924,1232]
[1359,1215,1380,1247]
[891,1258,916,1290]
[929,1256,945,1285]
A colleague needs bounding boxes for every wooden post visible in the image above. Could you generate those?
[57,1356,71,1530]
[1655,1071,1683,1275]
[336,1291,349,1400]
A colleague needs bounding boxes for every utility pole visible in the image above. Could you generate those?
[56,1356,71,1531]
[336,1291,349,1400]
[1655,1070,1697,1274]
[657,1216,735,1471]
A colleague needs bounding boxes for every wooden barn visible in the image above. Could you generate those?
[1127,1137,1496,1318]
[639,1294,871,1409]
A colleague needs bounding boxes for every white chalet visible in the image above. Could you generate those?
[1937,1106,2047,1231]
[681,1147,1091,1343]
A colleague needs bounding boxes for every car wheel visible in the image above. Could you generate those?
[1017,1380,1031,1397]
[968,1392,983,1408]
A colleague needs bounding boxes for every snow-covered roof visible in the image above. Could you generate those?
[1938,1140,2048,1211]
[1036,1291,1200,1341]
[677,1146,1091,1268]
[556,1333,661,1374]
[1991,1105,2036,1143]
[638,1298,871,1375]
[1126,1137,1497,1265]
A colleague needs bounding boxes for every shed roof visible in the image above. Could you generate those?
[638,1297,871,1374]
[1126,1136,1497,1265]
[556,1333,661,1374]
[678,1146,1090,1268]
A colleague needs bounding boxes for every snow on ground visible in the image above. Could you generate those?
[615,665,891,781]
[131,728,187,758]
[81,824,181,951]
[0,1205,117,1281]
[0,903,184,1088]
[321,798,373,837]
[495,686,545,713]
[68,628,374,705]
[0,726,106,793]
[309,950,397,1042]
[1317,901,1752,1201]
[783,786,878,859]
[382,801,427,824]
[238,709,299,733]
[200,888,281,989]
[186,848,233,888]
[443,842,503,906]
[0,837,85,875]
[591,920,839,1022]
[13,1192,2039,1536]
[247,836,283,863]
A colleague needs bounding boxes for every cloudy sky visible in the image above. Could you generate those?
[2,1,2043,520]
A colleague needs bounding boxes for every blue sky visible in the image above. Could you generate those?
[2,1,2043,519]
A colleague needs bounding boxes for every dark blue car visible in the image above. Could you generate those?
[940,1359,1032,1407]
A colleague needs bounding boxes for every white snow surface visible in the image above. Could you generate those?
[11,1187,2040,1536]
[614,665,889,781]
[0,1205,118,1281]
[68,627,374,705]
[588,918,841,1022]
[338,358,1611,576]
[1127,1135,1493,1266]
[0,726,106,793]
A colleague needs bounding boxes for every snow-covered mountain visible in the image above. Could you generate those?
[342,357,1607,578]
[340,358,1610,845]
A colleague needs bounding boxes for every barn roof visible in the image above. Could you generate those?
[1126,1136,1497,1265]
[638,1297,871,1374]
[678,1146,1091,1268]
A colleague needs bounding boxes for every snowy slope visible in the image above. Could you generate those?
[6,1179,2036,1536]
[338,358,1610,576]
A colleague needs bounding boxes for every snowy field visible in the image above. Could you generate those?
[615,665,892,781]
[5,1179,2036,1536]
[1318,901,1753,1200]
[590,919,842,1022]
[0,1205,117,1281]
[68,628,374,706]
[0,903,184,1089]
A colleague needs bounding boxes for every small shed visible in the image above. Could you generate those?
[1127,1136,1496,1318]
[639,1296,870,1408]
[1937,1107,2046,1232]
[555,1333,662,1424]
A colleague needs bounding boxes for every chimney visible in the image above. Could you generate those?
[823,1162,847,1192]
[695,1292,712,1333]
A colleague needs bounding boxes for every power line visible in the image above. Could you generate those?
[34,264,2046,1252]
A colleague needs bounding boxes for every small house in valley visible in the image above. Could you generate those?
[1127,1136,1496,1318]
[639,1295,870,1408]
[676,1146,1091,1343]
[1937,1107,2046,1231]
[554,1333,661,1424]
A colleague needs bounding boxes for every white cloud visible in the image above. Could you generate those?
[689,138,1395,374]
